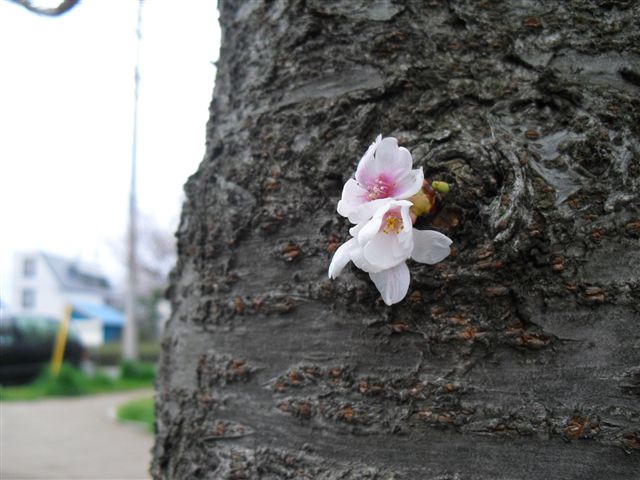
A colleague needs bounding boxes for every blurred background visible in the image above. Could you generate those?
[0,1,220,478]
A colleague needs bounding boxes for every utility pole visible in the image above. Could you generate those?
[123,0,143,361]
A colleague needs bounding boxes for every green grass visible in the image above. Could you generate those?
[0,362,155,402]
[116,396,155,433]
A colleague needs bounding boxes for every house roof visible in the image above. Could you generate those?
[72,302,125,327]
[40,252,111,293]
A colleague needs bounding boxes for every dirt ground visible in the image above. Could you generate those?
[1,390,154,480]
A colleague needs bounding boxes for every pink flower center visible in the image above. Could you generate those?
[367,175,394,200]
[381,212,403,235]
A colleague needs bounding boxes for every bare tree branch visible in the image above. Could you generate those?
[8,0,80,16]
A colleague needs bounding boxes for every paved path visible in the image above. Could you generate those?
[1,390,154,480]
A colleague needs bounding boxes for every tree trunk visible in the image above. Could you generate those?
[152,1,640,478]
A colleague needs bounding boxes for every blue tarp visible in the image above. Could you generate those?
[72,302,125,327]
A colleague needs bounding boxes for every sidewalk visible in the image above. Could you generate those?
[1,390,154,480]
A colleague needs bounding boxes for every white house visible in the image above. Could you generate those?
[10,252,124,344]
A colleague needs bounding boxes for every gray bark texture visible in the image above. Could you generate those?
[152,1,640,478]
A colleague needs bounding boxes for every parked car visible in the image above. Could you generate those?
[0,315,86,385]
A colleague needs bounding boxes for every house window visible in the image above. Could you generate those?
[22,289,36,309]
[23,257,36,277]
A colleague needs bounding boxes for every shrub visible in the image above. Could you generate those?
[89,341,161,366]
[32,364,115,397]
[120,360,156,381]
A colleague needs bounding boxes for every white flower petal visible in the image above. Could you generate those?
[337,179,368,218]
[328,239,356,278]
[374,141,414,181]
[369,262,410,305]
[392,232,413,257]
[394,147,413,176]
[399,206,413,242]
[348,222,365,237]
[373,137,399,172]
[355,136,381,185]
[363,233,411,270]
[351,240,383,273]
[357,204,392,244]
[393,199,414,209]
[358,217,383,245]
[393,167,424,199]
[348,197,393,224]
[411,230,452,265]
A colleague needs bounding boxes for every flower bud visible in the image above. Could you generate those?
[431,181,450,194]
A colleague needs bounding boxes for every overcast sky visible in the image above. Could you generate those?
[0,0,221,305]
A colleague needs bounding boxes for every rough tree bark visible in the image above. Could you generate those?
[153,1,639,478]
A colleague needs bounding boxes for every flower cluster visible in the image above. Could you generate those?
[329,135,452,305]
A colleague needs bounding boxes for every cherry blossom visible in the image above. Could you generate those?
[337,135,424,224]
[329,201,452,305]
